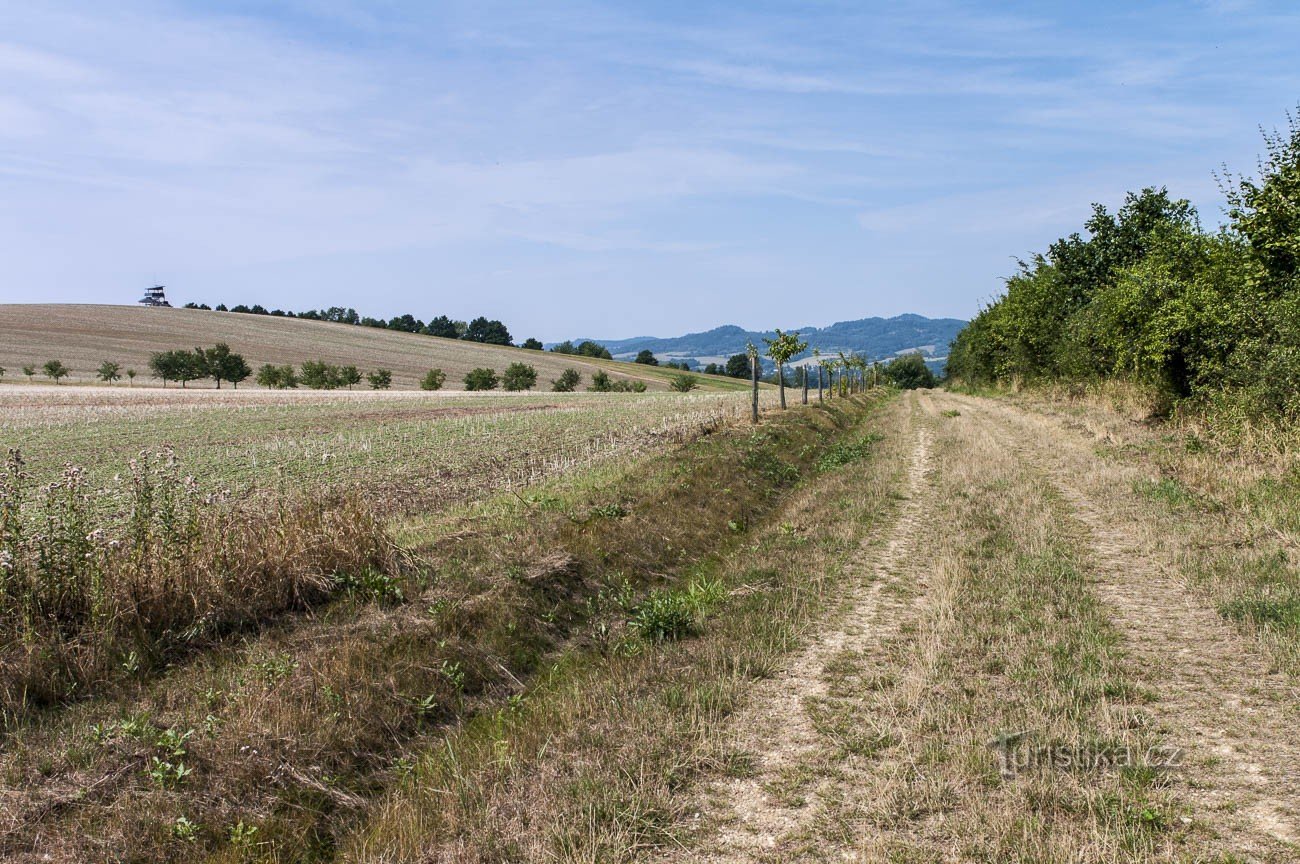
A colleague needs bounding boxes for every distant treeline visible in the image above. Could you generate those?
[182,302,527,347]
[948,112,1300,421]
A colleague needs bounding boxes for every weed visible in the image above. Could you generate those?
[171,815,200,842]
[817,432,883,471]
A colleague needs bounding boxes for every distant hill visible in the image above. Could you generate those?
[566,314,967,369]
[0,304,749,391]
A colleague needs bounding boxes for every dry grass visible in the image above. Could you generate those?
[0,303,751,391]
[0,393,882,863]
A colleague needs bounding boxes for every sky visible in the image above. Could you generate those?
[2,1,1299,340]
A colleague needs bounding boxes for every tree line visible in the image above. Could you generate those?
[948,113,1300,422]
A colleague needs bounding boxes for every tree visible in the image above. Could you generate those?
[669,373,698,392]
[763,329,808,409]
[463,317,513,345]
[724,353,750,378]
[388,313,425,333]
[551,369,581,392]
[464,367,499,390]
[634,349,659,366]
[425,315,461,339]
[97,360,121,384]
[149,350,189,387]
[550,340,577,355]
[256,364,298,389]
[420,368,447,391]
[126,368,137,386]
[884,353,936,389]
[502,362,538,391]
[204,343,250,389]
[339,365,362,389]
[520,337,544,351]
[367,368,393,390]
[588,370,612,392]
[577,340,612,359]
[43,359,70,384]
[300,360,341,389]
[0,365,5,381]
[22,364,36,382]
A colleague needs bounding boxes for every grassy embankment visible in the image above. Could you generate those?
[1,390,889,862]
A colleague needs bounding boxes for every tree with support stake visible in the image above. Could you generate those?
[764,329,807,410]
[748,342,759,424]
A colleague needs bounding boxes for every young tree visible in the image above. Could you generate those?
[180,349,208,388]
[150,351,180,387]
[588,370,612,392]
[668,373,698,392]
[367,368,393,390]
[300,360,341,389]
[763,329,808,409]
[464,367,499,390]
[420,368,447,391]
[502,362,538,391]
[97,360,121,384]
[339,365,362,389]
[255,363,298,389]
[520,337,544,351]
[126,368,137,386]
[748,343,760,423]
[551,368,581,392]
[22,364,36,382]
[634,349,659,366]
[43,359,70,384]
[204,343,250,389]
[0,365,5,381]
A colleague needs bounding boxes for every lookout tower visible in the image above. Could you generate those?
[139,285,171,307]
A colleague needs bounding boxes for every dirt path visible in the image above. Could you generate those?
[671,389,1299,862]
[944,392,1300,861]
[677,396,934,862]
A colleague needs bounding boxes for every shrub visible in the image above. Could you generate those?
[43,359,70,384]
[22,365,35,381]
[300,360,343,390]
[502,362,537,391]
[420,368,447,391]
[368,368,393,390]
[669,373,699,392]
[464,368,499,391]
[339,365,362,389]
[634,349,659,366]
[551,369,581,392]
[630,592,698,642]
[588,370,612,392]
[255,364,298,389]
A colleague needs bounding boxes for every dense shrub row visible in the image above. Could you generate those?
[948,114,1300,420]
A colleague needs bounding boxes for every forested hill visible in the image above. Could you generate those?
[568,314,967,364]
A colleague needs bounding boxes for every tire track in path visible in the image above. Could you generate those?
[676,400,933,863]
[947,392,1300,862]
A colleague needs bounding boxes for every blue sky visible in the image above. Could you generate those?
[2,1,1298,340]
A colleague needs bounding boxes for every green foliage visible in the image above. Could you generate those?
[817,432,883,471]
[882,353,936,389]
[367,368,392,390]
[520,337,544,351]
[97,360,121,383]
[725,353,751,378]
[202,343,251,389]
[551,368,581,392]
[588,370,612,392]
[634,349,659,365]
[420,368,447,391]
[255,364,298,389]
[22,364,35,380]
[148,349,206,388]
[948,115,1300,422]
[463,316,513,345]
[339,365,362,389]
[764,329,808,408]
[668,373,699,392]
[502,362,538,391]
[299,360,345,390]
[464,367,499,391]
[43,359,70,384]
[552,340,612,359]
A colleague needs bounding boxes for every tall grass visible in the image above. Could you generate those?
[1,447,397,719]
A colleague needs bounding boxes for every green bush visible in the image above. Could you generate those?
[502,362,537,391]
[368,368,392,390]
[551,369,581,392]
[588,370,612,392]
[464,368,499,391]
[420,368,446,391]
[668,373,698,392]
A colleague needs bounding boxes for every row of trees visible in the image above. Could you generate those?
[180,301,530,348]
[948,114,1300,420]
[149,344,252,388]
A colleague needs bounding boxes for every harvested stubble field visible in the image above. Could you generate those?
[0,385,763,516]
[0,303,752,392]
